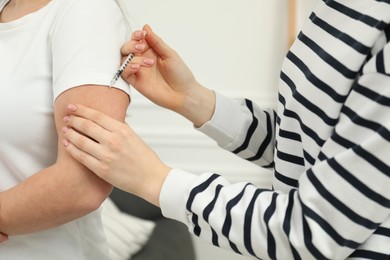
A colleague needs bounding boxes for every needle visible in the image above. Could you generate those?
[109,53,134,86]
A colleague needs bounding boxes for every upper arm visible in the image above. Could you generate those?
[49,0,131,208]
[54,85,130,208]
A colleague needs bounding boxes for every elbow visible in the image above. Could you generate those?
[72,180,113,214]
[82,184,112,213]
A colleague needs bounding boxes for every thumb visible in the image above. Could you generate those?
[143,24,173,59]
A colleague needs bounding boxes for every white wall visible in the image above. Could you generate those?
[122,1,291,260]
[123,0,288,184]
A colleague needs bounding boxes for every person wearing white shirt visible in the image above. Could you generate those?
[0,0,134,258]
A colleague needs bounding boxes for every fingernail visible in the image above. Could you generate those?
[135,31,147,38]
[144,58,154,65]
[62,139,70,147]
[67,104,77,111]
[62,126,69,134]
[63,116,69,123]
[131,64,140,70]
[135,44,145,51]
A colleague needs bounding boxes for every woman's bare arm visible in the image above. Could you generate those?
[0,85,129,235]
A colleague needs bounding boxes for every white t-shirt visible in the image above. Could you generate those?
[0,0,130,258]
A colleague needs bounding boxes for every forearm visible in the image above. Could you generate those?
[0,163,111,235]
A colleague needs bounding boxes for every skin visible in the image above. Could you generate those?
[0,87,128,235]
[120,25,216,127]
[0,0,131,238]
[0,233,7,243]
[62,25,216,206]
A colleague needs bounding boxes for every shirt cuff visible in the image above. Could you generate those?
[196,92,249,149]
[159,169,199,225]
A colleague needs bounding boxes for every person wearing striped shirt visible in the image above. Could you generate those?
[62,1,390,259]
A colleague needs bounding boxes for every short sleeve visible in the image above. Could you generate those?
[50,0,130,100]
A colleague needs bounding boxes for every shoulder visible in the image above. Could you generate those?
[51,0,123,22]
[53,0,120,9]
[49,0,128,39]
[49,0,130,99]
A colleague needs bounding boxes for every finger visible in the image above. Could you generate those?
[64,115,106,144]
[120,62,140,79]
[143,24,172,59]
[62,126,103,160]
[66,104,121,132]
[131,30,147,41]
[63,139,101,174]
[133,56,155,67]
[121,40,150,56]
[121,41,146,56]
[121,57,155,80]
[121,63,138,80]
[120,56,154,69]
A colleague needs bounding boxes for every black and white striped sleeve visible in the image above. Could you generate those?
[161,127,389,259]
[160,60,390,259]
[197,92,276,168]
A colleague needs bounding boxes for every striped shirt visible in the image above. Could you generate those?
[160,0,390,259]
